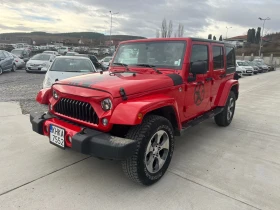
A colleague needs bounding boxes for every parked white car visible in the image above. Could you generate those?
[58,47,71,55]
[236,60,254,76]
[26,53,55,73]
[100,56,112,68]
[43,51,59,56]
[42,56,97,89]
[10,53,25,69]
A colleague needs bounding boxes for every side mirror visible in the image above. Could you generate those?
[191,61,207,75]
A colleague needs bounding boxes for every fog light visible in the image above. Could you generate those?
[68,136,72,143]
[102,118,108,126]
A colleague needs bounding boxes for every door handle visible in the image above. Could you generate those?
[219,74,226,78]
[205,77,213,81]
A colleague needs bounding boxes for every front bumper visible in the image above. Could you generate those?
[30,112,137,160]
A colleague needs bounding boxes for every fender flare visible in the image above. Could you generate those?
[110,95,181,128]
[215,80,239,107]
[36,88,51,104]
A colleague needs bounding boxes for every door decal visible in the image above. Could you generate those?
[194,83,205,106]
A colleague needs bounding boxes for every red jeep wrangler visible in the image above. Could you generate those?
[30,38,239,186]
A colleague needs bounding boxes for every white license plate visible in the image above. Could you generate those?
[50,125,65,149]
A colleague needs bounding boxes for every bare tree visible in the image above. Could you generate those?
[177,23,184,37]
[167,20,173,38]
[156,29,160,38]
[161,18,167,38]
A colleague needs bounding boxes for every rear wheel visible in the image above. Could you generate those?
[215,91,236,127]
[11,64,16,72]
[122,115,175,186]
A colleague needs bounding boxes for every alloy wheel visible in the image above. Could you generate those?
[145,130,170,174]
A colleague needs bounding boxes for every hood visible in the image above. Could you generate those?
[47,71,94,83]
[55,71,182,98]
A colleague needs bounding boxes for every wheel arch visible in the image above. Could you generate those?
[215,80,239,107]
[147,106,181,136]
[110,96,182,135]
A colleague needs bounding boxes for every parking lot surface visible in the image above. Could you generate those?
[0,70,280,210]
[0,70,46,114]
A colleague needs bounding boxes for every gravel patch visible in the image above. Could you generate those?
[0,70,48,114]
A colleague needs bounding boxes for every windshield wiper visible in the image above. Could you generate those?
[112,62,131,72]
[135,64,162,74]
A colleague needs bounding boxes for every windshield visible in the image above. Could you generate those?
[11,50,23,56]
[237,62,247,66]
[44,51,53,54]
[103,57,112,62]
[50,58,95,72]
[31,54,51,61]
[112,41,186,69]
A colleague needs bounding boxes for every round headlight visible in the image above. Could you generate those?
[101,98,112,111]
[53,89,59,100]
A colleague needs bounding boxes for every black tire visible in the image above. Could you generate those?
[122,115,175,186]
[11,64,16,72]
[215,91,236,127]
[0,67,3,75]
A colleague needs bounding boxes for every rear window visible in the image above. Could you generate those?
[226,47,235,68]
[11,49,23,56]
[213,46,224,70]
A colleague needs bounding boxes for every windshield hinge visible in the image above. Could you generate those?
[119,88,127,100]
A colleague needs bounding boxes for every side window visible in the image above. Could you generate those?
[190,45,209,73]
[226,47,235,68]
[213,46,224,70]
[3,51,9,58]
[0,51,5,59]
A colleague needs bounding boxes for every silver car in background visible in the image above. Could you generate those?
[10,53,25,69]
[26,53,55,73]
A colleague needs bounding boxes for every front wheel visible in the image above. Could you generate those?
[215,91,236,127]
[122,115,175,186]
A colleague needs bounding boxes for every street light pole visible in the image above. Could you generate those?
[109,11,119,47]
[258,17,270,57]
[226,26,232,39]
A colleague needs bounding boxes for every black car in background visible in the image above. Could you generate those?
[74,54,107,71]
[0,50,16,75]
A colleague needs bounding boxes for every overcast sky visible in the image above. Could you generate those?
[0,0,279,39]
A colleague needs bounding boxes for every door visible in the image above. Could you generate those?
[211,44,225,107]
[184,43,212,120]
[3,51,13,70]
[0,51,8,71]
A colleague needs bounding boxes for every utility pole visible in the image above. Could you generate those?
[258,17,270,57]
[226,26,232,39]
[109,11,119,47]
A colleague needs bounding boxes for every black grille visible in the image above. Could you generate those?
[54,98,99,125]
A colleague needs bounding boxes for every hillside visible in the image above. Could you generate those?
[236,33,280,56]
[0,32,146,46]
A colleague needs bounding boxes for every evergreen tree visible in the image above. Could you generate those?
[255,27,261,44]
[251,28,256,43]
[208,34,212,39]
[219,35,223,41]
[213,36,216,40]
